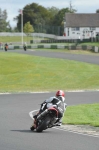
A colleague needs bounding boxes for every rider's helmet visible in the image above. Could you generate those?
[56,90,65,102]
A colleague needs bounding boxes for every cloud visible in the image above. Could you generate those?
[38,1,69,8]
[74,0,99,5]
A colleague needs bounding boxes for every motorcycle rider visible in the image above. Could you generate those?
[30,90,67,130]
[23,42,27,50]
[5,43,8,51]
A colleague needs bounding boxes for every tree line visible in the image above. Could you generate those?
[0,2,99,35]
[0,2,76,34]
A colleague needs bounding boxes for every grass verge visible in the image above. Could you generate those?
[1,52,99,92]
[63,103,99,127]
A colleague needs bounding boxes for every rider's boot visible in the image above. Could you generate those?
[55,118,62,126]
[30,119,37,131]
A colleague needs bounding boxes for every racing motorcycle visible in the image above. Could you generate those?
[29,105,59,132]
[23,45,27,51]
[5,44,8,51]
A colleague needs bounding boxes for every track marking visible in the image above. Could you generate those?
[0,93,10,95]
[54,127,99,138]
[29,109,99,138]
[0,89,99,95]
[29,110,39,120]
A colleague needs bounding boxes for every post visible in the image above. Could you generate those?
[21,9,23,45]
[19,9,23,45]
[91,31,93,42]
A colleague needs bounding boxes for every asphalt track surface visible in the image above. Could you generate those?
[0,50,99,150]
[8,49,99,65]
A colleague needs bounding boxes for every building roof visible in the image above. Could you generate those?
[65,13,99,27]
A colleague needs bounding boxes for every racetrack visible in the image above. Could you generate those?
[0,50,99,150]
[0,92,99,150]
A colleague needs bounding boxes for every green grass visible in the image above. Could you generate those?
[0,36,31,43]
[79,42,99,47]
[63,103,99,127]
[1,52,99,92]
[0,36,47,44]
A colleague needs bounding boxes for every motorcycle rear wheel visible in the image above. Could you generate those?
[36,116,51,132]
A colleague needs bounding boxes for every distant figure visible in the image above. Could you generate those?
[0,42,3,50]
[0,42,1,49]
[5,43,8,51]
[23,42,27,51]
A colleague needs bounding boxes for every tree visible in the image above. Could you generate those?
[15,3,52,32]
[23,21,34,43]
[23,21,34,42]
[47,6,59,17]
[23,21,34,35]
[0,8,11,32]
[51,7,76,35]
[14,2,77,35]
[96,9,99,13]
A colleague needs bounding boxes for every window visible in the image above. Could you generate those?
[71,28,76,31]
[90,27,96,31]
[76,27,80,31]
[71,27,80,31]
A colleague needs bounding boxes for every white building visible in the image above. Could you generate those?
[64,13,99,39]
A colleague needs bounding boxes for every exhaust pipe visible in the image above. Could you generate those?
[37,109,48,120]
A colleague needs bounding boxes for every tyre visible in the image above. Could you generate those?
[24,46,26,51]
[36,116,51,132]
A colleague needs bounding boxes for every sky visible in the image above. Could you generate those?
[0,0,99,28]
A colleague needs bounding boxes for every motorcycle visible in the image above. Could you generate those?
[5,45,8,51]
[23,45,27,51]
[29,105,59,132]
